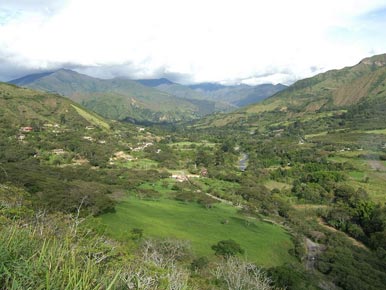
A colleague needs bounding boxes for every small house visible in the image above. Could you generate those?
[171,174,188,182]
[83,136,94,141]
[20,126,33,132]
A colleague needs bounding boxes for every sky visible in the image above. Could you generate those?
[0,0,386,85]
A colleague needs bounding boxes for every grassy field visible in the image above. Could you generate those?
[329,152,386,203]
[264,180,292,191]
[101,196,294,267]
[168,141,216,149]
[348,171,366,181]
[71,104,110,129]
[198,178,240,194]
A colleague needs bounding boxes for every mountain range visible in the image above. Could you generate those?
[10,69,215,123]
[137,78,287,108]
[10,70,286,123]
[9,53,386,131]
[198,53,386,132]
[191,83,287,107]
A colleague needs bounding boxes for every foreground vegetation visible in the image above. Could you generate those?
[0,185,280,289]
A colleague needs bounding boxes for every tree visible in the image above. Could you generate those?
[198,195,218,209]
[212,240,244,257]
[60,114,66,124]
[195,148,212,167]
[334,184,356,203]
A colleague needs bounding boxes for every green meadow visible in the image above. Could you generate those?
[329,151,386,203]
[101,196,294,267]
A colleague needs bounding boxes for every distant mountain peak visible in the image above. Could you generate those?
[136,78,175,87]
[54,68,78,73]
[9,68,82,85]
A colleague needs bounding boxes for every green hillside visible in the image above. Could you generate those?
[259,54,386,112]
[196,53,386,131]
[0,82,142,214]
[10,69,217,123]
[0,82,99,129]
[102,196,294,267]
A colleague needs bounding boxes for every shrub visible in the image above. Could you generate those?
[212,239,244,257]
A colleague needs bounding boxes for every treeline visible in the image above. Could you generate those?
[323,184,386,251]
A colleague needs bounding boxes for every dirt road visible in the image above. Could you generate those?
[305,238,327,271]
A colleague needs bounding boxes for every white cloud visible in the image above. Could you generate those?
[0,0,385,83]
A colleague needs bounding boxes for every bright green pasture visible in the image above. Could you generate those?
[71,104,110,129]
[169,141,216,149]
[101,197,294,267]
[264,180,292,191]
[198,178,240,194]
[348,171,366,181]
[329,152,386,203]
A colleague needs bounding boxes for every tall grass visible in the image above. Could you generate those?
[0,217,120,290]
[0,214,193,290]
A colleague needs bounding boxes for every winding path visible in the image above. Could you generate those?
[239,153,248,171]
[305,238,325,271]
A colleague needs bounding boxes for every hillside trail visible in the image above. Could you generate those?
[239,153,248,171]
[203,191,234,205]
[305,238,325,271]
[317,218,368,250]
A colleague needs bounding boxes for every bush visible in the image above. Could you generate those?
[212,239,244,257]
[269,264,319,290]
